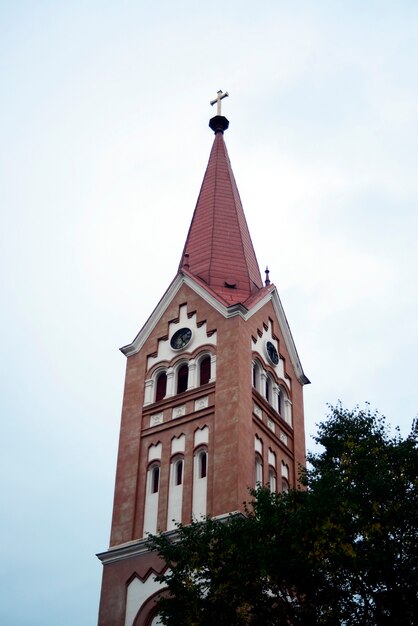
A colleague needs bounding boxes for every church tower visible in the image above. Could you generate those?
[97,95,309,626]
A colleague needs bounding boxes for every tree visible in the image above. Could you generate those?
[149,405,418,625]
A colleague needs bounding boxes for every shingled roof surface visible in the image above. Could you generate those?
[180,125,263,306]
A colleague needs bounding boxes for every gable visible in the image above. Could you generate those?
[120,273,309,386]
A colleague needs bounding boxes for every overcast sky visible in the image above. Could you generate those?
[1,2,417,625]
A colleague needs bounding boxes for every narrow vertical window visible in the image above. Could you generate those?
[199,450,207,478]
[151,466,160,493]
[175,459,183,486]
[177,364,189,394]
[193,448,208,518]
[199,356,211,386]
[265,377,271,402]
[277,390,282,415]
[253,363,259,389]
[144,462,161,535]
[155,372,167,402]
[255,456,263,485]
[269,468,276,492]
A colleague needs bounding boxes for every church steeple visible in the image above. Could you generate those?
[179,108,263,306]
[97,99,308,626]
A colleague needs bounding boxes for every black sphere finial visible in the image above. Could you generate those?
[209,115,229,134]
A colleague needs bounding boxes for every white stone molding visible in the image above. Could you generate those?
[254,435,263,454]
[267,418,275,433]
[124,573,164,626]
[209,354,217,382]
[120,274,309,386]
[272,383,280,413]
[144,379,153,406]
[171,434,185,454]
[143,465,160,536]
[148,443,162,461]
[194,425,209,446]
[150,413,163,427]
[167,458,184,530]
[192,449,208,518]
[260,369,268,393]
[253,404,262,419]
[188,359,197,389]
[172,405,186,419]
[284,398,292,426]
[194,396,209,411]
[146,302,217,370]
[166,367,175,397]
[268,449,276,467]
[279,431,288,446]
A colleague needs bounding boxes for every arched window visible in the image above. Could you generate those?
[177,363,189,394]
[269,468,277,492]
[278,388,292,425]
[265,376,271,403]
[167,457,184,530]
[277,389,282,415]
[255,455,263,486]
[155,371,167,402]
[199,356,211,386]
[252,361,260,390]
[198,450,207,478]
[281,461,289,492]
[175,458,183,486]
[143,462,161,535]
[193,448,208,518]
[151,465,160,494]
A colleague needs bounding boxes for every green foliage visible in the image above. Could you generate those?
[149,405,418,625]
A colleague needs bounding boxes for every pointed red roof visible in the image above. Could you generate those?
[179,119,263,306]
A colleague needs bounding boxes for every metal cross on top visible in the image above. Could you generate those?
[210,90,229,116]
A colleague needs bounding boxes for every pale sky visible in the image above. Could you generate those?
[1,2,417,625]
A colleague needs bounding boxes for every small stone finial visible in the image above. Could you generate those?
[265,266,270,286]
[210,89,229,115]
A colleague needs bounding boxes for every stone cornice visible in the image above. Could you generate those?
[97,512,245,565]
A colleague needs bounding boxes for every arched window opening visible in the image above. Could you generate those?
[175,459,183,486]
[269,468,277,492]
[277,390,282,415]
[198,450,207,478]
[177,364,189,394]
[252,362,260,390]
[151,466,160,494]
[282,479,289,493]
[265,377,271,402]
[193,448,208,518]
[199,356,211,386]
[155,372,167,402]
[255,455,263,486]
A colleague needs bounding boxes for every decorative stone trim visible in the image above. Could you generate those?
[172,405,186,419]
[150,412,163,427]
[253,404,262,419]
[267,418,275,433]
[279,431,288,446]
[120,273,309,386]
[195,396,209,411]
